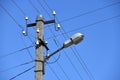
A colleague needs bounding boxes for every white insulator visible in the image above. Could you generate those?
[25,16,28,20]
[36,29,40,33]
[53,10,56,16]
[39,14,43,18]
[22,30,26,34]
[36,40,39,45]
[45,41,48,44]
[57,24,60,29]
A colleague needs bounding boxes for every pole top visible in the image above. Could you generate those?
[36,14,44,22]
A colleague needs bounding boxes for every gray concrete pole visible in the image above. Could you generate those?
[35,15,44,80]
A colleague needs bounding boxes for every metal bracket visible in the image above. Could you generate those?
[36,38,49,51]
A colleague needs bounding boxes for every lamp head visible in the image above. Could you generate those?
[63,33,84,48]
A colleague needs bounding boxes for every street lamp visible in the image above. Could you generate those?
[45,33,84,60]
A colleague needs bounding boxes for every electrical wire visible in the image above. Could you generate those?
[46,54,60,64]
[27,35,35,44]
[11,0,36,43]
[9,66,35,80]
[47,64,61,80]
[48,26,72,80]
[11,0,32,23]
[43,0,53,11]
[46,14,120,40]
[0,44,34,59]
[11,0,26,16]
[0,4,23,30]
[46,20,83,80]
[20,33,33,59]
[53,56,71,80]
[73,47,95,80]
[40,1,84,79]
[63,50,84,80]
[0,60,34,73]
[70,46,95,80]
[28,0,41,14]
[42,2,120,80]
[56,15,95,80]
[42,1,95,80]
[50,35,84,80]
[64,14,120,34]
[60,1,120,23]
[37,0,51,17]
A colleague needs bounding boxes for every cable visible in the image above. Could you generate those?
[0,4,23,30]
[46,14,120,40]
[42,1,94,79]
[46,53,60,64]
[0,60,34,73]
[65,14,120,34]
[43,0,53,11]
[41,1,84,79]
[73,47,95,80]
[27,35,35,44]
[47,28,71,80]
[11,0,36,43]
[47,24,83,80]
[48,64,61,80]
[60,1,120,23]
[9,66,35,80]
[20,34,33,59]
[56,14,95,80]
[0,44,34,59]
[28,0,41,14]
[1,0,35,45]
[53,56,71,80]
[41,2,120,79]
[11,0,26,16]
[37,0,51,17]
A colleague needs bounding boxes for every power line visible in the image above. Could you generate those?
[60,1,120,23]
[0,44,34,59]
[73,47,95,80]
[42,1,90,79]
[0,4,23,30]
[43,1,95,79]
[27,35,35,44]
[63,50,84,80]
[11,0,32,23]
[46,14,120,40]
[0,60,34,73]
[28,0,41,14]
[43,0,53,11]
[58,21,95,80]
[37,0,51,18]
[53,56,71,80]
[47,64,61,80]
[48,26,83,80]
[66,14,120,33]
[1,0,35,45]
[11,0,26,16]
[9,66,35,80]
[11,0,36,44]
[20,34,33,59]
[40,2,120,80]
[58,24,95,80]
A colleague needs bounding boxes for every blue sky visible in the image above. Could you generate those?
[0,0,120,80]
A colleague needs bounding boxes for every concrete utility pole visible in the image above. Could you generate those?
[26,15,55,80]
[35,15,44,80]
